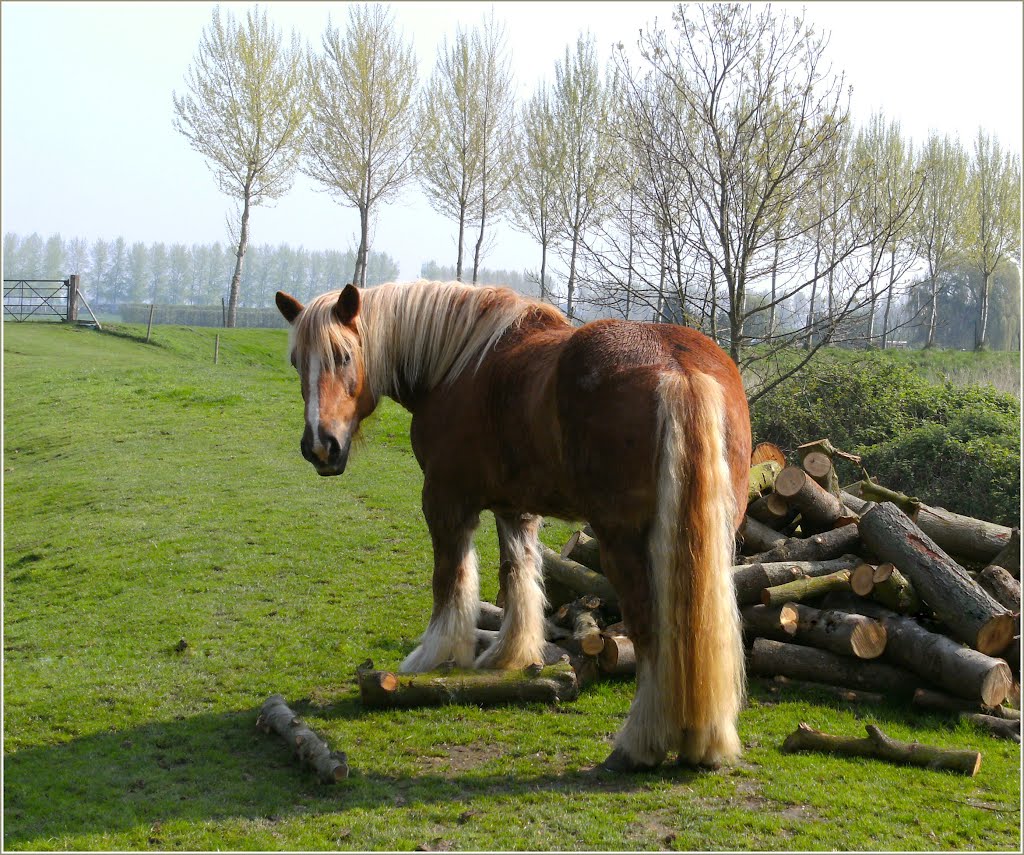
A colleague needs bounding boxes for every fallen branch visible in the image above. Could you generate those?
[961,713,1021,743]
[781,722,982,777]
[256,694,349,783]
[912,687,1022,721]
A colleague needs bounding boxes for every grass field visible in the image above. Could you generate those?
[3,322,1021,851]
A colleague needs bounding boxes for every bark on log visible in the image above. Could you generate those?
[739,515,787,555]
[859,502,1015,655]
[256,694,349,783]
[990,528,1020,577]
[780,603,887,659]
[760,569,853,607]
[851,480,1013,565]
[976,565,1021,612]
[732,555,862,606]
[749,461,783,501]
[477,601,569,641]
[820,594,1013,707]
[560,530,602,572]
[741,604,798,643]
[541,546,617,605]
[763,674,884,704]
[748,638,922,696]
[357,661,579,708]
[912,687,1022,721]
[747,494,794,529]
[960,713,1021,742]
[773,466,853,531]
[572,610,606,656]
[741,524,861,566]
[597,633,636,675]
[781,722,982,776]
[870,566,923,615]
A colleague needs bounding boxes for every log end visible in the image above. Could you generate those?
[849,620,887,660]
[980,661,1014,708]
[778,602,800,636]
[802,451,834,480]
[560,530,582,560]
[774,466,808,500]
[976,613,1017,657]
[851,563,877,596]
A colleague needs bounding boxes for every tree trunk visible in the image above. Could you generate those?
[357,661,579,709]
[455,199,467,282]
[472,190,488,285]
[760,569,853,608]
[539,239,548,303]
[781,722,981,777]
[820,593,1014,707]
[779,603,887,659]
[226,190,252,328]
[748,638,922,696]
[354,203,370,287]
[881,248,897,349]
[925,268,940,348]
[740,525,860,566]
[256,694,349,782]
[732,556,862,606]
[566,228,579,321]
[858,502,1015,655]
[976,269,992,350]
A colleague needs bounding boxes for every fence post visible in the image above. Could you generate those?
[66,275,80,323]
[146,304,156,343]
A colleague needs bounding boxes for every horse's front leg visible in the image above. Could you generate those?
[475,512,548,670]
[399,497,480,673]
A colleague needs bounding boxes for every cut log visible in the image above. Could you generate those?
[990,528,1020,577]
[747,494,794,529]
[796,438,862,467]
[357,661,579,709]
[476,601,569,641]
[850,563,880,596]
[732,555,862,606]
[773,466,853,531]
[912,687,1022,721]
[597,633,636,675]
[869,566,922,615]
[763,674,885,705]
[820,593,1013,707]
[760,569,853,607]
[748,637,923,696]
[859,502,1015,655]
[852,480,1013,565]
[739,515,787,555]
[800,450,834,481]
[751,441,786,467]
[256,694,349,783]
[741,524,860,566]
[976,565,1021,612]
[780,603,887,659]
[960,713,1021,742]
[541,546,617,605]
[560,530,602,572]
[749,460,783,501]
[781,722,982,777]
[572,610,606,657]
[741,604,798,643]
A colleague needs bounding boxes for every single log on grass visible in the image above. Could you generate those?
[540,546,617,605]
[912,687,1022,721]
[859,502,1015,655]
[560,530,602,572]
[741,525,860,566]
[760,569,853,607]
[739,515,787,555]
[597,633,636,675]
[960,713,1021,742]
[257,694,349,783]
[357,661,579,709]
[748,638,922,696]
[732,555,862,606]
[976,565,1021,612]
[820,593,1013,707]
[781,722,981,776]
[780,603,887,659]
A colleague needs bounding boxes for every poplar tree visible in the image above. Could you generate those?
[172,5,306,326]
[303,4,417,287]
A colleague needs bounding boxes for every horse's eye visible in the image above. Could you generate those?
[340,352,351,368]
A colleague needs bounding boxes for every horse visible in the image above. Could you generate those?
[274,280,751,772]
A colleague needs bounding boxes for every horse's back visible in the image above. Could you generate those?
[555,319,750,528]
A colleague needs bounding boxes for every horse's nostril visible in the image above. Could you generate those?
[322,431,341,459]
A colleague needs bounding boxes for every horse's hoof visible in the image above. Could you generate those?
[600,748,661,773]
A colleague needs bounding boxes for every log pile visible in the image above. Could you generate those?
[521,438,1020,747]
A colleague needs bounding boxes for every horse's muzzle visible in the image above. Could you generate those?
[301,425,350,476]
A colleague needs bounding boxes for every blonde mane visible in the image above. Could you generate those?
[291,280,567,401]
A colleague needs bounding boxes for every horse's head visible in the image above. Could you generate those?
[275,284,374,477]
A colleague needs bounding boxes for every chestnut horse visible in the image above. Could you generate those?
[275,280,751,771]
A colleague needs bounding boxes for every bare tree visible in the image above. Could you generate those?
[916,132,969,348]
[173,5,305,327]
[963,129,1021,350]
[303,4,417,287]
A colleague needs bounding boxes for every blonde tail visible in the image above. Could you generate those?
[649,371,745,766]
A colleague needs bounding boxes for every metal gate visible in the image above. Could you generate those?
[3,278,72,322]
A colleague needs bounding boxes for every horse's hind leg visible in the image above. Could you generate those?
[399,495,480,673]
[476,512,547,670]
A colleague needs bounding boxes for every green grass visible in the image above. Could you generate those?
[3,323,1021,851]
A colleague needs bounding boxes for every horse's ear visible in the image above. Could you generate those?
[333,283,360,327]
[275,291,303,325]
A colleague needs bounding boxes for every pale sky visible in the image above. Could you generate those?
[2,1,1022,285]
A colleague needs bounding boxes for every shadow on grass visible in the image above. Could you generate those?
[1,685,959,849]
